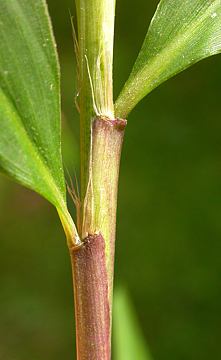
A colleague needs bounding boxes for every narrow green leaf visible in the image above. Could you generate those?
[115,0,221,118]
[0,0,79,245]
[113,288,153,360]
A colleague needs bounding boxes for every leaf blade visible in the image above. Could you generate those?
[0,0,80,245]
[115,0,221,118]
[0,0,65,202]
[0,0,64,203]
[0,88,63,207]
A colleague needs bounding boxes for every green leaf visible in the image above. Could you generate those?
[115,0,221,118]
[113,287,153,360]
[0,0,79,245]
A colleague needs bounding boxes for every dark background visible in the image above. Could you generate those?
[1,0,221,359]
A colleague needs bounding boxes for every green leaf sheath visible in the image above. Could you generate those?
[0,0,79,245]
[115,0,221,118]
[75,0,116,198]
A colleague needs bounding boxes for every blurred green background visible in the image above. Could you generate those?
[1,0,221,359]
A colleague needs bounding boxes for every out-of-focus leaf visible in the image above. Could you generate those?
[113,287,153,360]
[115,0,221,118]
[0,0,78,244]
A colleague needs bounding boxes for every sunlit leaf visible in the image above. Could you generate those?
[113,288,153,360]
[0,0,78,244]
[115,0,221,118]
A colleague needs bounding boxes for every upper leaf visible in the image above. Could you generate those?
[0,0,79,245]
[115,0,221,118]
